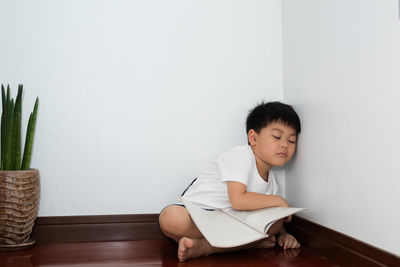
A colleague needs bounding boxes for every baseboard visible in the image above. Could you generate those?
[285,216,399,267]
[32,214,399,266]
[32,214,163,245]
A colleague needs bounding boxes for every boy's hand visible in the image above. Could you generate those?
[277,233,300,249]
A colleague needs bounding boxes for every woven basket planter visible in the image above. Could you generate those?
[0,169,40,247]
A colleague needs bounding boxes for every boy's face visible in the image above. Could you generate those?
[248,121,297,169]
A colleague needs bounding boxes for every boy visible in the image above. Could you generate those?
[159,101,301,262]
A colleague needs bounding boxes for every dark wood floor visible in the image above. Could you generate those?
[0,239,338,267]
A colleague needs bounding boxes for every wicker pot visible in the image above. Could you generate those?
[0,169,40,247]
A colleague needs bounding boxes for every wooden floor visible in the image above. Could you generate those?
[0,239,338,267]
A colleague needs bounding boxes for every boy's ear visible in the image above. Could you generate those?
[248,129,257,146]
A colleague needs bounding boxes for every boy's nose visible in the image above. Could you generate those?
[281,142,288,149]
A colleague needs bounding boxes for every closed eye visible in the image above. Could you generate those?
[272,135,281,140]
[289,140,296,144]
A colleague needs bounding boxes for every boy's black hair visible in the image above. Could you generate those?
[246,101,301,137]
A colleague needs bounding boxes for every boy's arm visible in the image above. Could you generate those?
[227,181,289,211]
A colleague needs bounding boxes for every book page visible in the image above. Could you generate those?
[223,207,306,233]
[182,199,268,248]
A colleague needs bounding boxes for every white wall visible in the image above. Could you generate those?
[0,1,284,215]
[2,0,398,256]
[283,0,400,255]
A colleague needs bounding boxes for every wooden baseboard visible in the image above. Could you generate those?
[32,214,399,266]
[285,216,399,267]
[32,214,163,245]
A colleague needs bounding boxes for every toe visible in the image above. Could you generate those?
[177,237,193,262]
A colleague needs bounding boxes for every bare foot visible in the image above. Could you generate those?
[177,237,211,262]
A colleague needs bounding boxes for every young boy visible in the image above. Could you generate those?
[159,101,301,262]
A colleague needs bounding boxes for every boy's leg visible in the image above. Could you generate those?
[159,205,203,242]
[267,218,284,236]
[256,218,284,248]
[159,205,215,261]
[159,205,279,261]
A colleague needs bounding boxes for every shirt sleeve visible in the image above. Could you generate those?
[218,147,252,186]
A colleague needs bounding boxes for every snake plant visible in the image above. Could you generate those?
[1,84,39,170]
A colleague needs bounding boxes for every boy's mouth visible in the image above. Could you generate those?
[277,152,287,158]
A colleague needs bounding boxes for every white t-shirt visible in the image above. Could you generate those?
[178,145,279,209]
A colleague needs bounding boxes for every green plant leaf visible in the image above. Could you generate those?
[12,85,23,170]
[4,99,15,170]
[21,97,38,170]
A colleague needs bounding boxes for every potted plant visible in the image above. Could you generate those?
[0,84,39,250]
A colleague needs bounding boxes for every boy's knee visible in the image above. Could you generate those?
[159,206,189,236]
[159,207,173,232]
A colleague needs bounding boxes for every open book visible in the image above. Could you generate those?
[181,198,305,248]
